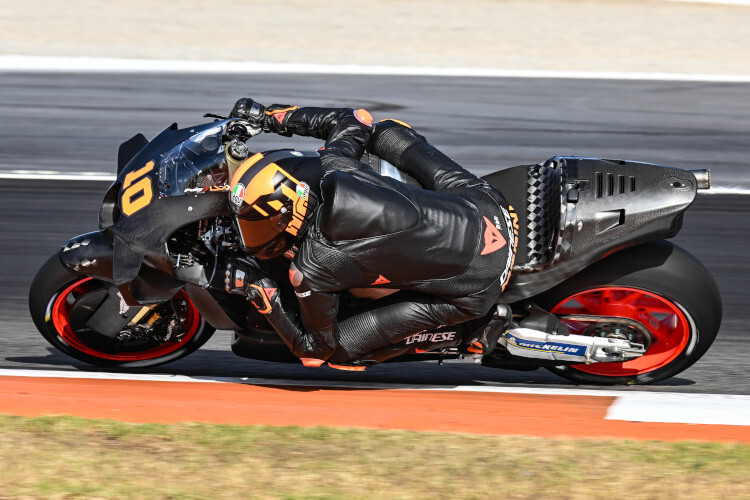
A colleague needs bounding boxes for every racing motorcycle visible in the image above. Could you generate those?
[28,115,722,385]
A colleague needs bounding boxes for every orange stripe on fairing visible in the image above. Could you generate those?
[230,152,264,187]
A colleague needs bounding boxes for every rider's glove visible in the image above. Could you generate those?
[224,257,266,295]
[229,98,267,135]
[229,98,297,137]
[224,259,279,315]
[246,277,280,315]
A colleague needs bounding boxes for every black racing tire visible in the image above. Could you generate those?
[29,254,216,368]
[535,241,722,385]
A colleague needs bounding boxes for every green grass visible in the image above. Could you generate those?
[1,414,748,499]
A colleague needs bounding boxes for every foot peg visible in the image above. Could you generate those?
[466,304,512,355]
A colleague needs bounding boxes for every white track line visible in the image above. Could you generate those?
[0,367,723,396]
[2,55,750,83]
[0,171,115,181]
[2,368,749,425]
[0,367,614,393]
[606,393,750,426]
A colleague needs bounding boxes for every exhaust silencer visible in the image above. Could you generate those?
[689,169,711,190]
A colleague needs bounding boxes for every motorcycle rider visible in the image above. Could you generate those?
[225,98,517,369]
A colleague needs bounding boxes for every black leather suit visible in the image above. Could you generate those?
[254,106,517,365]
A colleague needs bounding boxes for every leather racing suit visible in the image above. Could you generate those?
[233,103,518,367]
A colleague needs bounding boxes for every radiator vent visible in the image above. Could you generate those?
[595,172,637,198]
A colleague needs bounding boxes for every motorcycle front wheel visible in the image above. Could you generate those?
[29,254,215,368]
[536,241,722,385]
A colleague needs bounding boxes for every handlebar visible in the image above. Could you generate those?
[227,118,263,141]
[203,113,262,141]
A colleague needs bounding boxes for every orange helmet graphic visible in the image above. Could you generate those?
[229,150,321,259]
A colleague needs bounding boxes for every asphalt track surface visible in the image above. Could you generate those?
[1,72,748,395]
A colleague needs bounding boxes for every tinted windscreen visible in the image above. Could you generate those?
[158,124,229,196]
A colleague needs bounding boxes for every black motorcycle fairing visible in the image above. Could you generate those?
[102,191,228,305]
[486,156,699,302]
[59,230,115,282]
[58,229,185,305]
[117,133,149,175]
[101,120,234,230]
[183,283,244,331]
[96,121,236,305]
[113,122,180,191]
[57,228,246,330]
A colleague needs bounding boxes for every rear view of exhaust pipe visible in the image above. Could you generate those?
[689,169,711,190]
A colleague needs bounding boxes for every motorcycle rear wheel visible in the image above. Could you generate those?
[29,254,215,368]
[536,241,721,385]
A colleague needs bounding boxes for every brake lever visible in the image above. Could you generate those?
[204,113,228,120]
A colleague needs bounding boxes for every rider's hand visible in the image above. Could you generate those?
[224,259,279,314]
[229,98,267,135]
[246,277,280,315]
[224,258,266,295]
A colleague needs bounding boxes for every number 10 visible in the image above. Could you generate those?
[120,161,154,217]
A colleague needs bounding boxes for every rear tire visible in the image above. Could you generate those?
[536,241,721,385]
[29,254,215,368]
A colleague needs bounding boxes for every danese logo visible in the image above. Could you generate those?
[405,332,456,345]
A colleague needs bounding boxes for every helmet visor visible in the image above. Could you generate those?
[236,214,289,250]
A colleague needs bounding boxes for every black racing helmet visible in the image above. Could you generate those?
[229,150,322,259]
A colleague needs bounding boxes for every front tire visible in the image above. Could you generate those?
[29,254,215,368]
[536,241,721,385]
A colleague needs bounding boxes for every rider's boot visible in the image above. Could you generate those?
[464,304,512,356]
